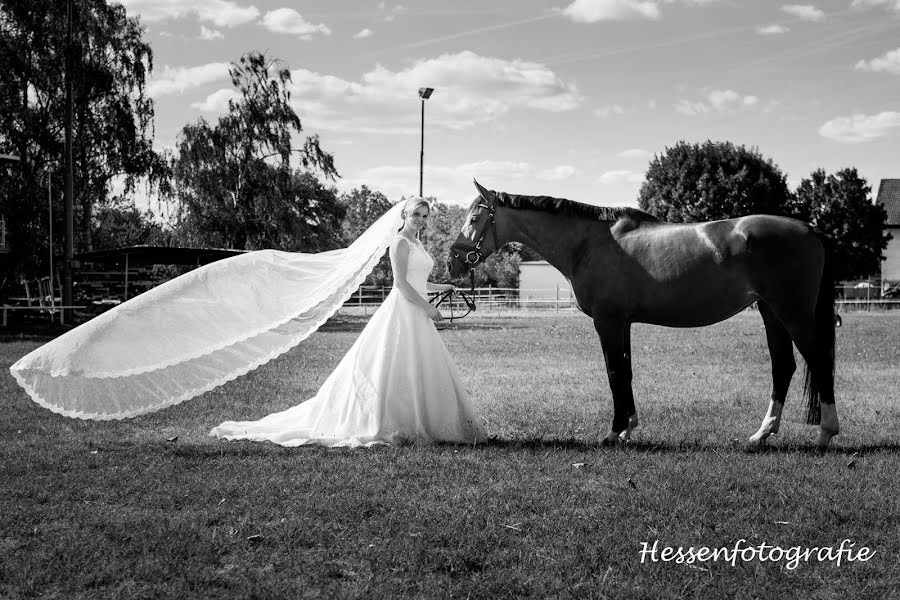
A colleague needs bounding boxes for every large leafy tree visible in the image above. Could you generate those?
[339,186,394,286]
[340,185,393,242]
[791,168,890,281]
[0,0,166,281]
[92,202,166,250]
[638,140,791,222]
[169,52,343,252]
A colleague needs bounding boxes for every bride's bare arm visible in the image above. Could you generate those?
[390,239,443,319]
[426,281,454,293]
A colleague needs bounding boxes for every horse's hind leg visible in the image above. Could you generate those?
[758,301,840,448]
[749,301,796,448]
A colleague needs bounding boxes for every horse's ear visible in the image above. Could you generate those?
[473,180,493,201]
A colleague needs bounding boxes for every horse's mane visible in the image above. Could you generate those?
[495,192,660,223]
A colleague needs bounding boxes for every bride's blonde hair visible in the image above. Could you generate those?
[400,196,431,238]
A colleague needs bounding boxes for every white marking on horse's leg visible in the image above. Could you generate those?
[817,403,840,448]
[748,400,784,447]
[618,414,639,442]
[603,414,639,444]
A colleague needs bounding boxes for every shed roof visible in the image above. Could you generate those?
[74,245,248,266]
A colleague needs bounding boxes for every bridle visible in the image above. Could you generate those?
[448,195,499,270]
[435,193,499,324]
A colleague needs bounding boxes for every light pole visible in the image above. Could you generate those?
[63,0,74,325]
[418,87,434,197]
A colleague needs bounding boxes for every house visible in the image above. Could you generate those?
[518,260,571,300]
[876,179,900,284]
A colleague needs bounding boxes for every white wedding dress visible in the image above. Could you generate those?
[10,202,485,446]
[209,236,486,447]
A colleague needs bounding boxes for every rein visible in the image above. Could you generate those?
[430,270,477,323]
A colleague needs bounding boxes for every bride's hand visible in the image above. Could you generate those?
[427,305,444,322]
[440,283,456,293]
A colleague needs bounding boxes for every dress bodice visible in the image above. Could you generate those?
[394,236,433,296]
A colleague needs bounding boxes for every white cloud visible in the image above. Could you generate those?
[855,48,900,75]
[538,166,577,180]
[780,4,825,21]
[559,0,723,22]
[675,100,709,116]
[190,88,240,112]
[594,104,626,118]
[199,25,223,40]
[561,0,661,22]
[851,0,900,12]
[288,51,582,133]
[118,0,260,27]
[354,28,374,39]
[709,89,758,110]
[337,161,532,205]
[617,148,652,159]
[757,24,789,35]
[818,111,900,143]
[675,89,761,115]
[261,8,331,38]
[147,62,230,97]
[598,170,644,184]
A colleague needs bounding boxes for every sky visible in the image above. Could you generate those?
[119,0,900,212]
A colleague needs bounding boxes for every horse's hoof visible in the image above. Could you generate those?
[816,428,838,449]
[602,431,620,446]
[745,436,771,453]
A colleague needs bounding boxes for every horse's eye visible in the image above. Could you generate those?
[469,216,479,224]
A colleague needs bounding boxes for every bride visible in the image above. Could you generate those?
[10,197,486,447]
[210,197,486,447]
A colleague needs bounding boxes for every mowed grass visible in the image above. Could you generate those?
[2,311,900,599]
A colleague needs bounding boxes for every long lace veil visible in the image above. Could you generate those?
[10,202,406,420]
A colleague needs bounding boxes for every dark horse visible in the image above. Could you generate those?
[449,181,839,448]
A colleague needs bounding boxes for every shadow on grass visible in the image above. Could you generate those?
[155,435,900,459]
[0,324,75,343]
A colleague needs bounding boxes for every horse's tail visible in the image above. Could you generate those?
[804,232,837,425]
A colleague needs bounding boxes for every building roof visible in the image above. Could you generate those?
[74,245,248,266]
[877,179,900,227]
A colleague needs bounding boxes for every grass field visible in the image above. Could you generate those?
[2,311,900,599]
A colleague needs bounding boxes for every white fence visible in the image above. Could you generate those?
[341,283,900,315]
[342,286,578,315]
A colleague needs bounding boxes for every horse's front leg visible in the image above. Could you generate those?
[594,317,639,444]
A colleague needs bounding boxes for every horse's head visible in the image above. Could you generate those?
[448,180,501,277]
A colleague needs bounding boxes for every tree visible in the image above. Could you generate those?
[340,185,393,242]
[339,186,394,286]
[92,202,166,250]
[792,168,890,281]
[0,0,166,281]
[169,52,342,251]
[638,140,791,222]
